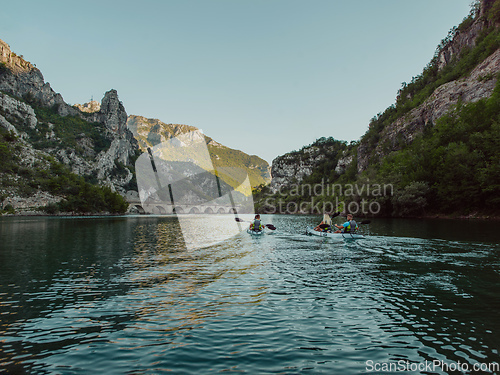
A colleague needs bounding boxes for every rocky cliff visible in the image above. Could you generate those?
[269,137,348,192]
[354,0,500,172]
[0,40,79,118]
[0,37,270,212]
[357,47,500,171]
[270,148,327,193]
[0,38,139,212]
[127,115,199,148]
[268,0,500,210]
[75,89,139,182]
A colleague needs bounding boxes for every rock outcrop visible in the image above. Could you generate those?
[0,36,271,213]
[270,151,326,192]
[0,39,79,117]
[0,92,37,135]
[436,0,499,71]
[0,39,35,73]
[268,2,500,190]
[57,90,139,190]
[334,153,353,175]
[74,100,100,113]
[354,0,500,173]
[357,46,500,172]
[0,38,140,211]
[100,90,129,136]
[0,98,63,212]
[269,138,347,192]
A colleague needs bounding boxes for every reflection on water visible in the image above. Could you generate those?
[174,214,253,250]
[0,215,499,374]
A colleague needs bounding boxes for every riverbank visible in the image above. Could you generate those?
[2,210,500,221]
[0,210,131,217]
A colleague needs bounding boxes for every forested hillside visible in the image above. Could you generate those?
[259,0,500,218]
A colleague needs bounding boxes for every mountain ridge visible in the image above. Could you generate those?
[126,114,271,189]
[0,38,270,214]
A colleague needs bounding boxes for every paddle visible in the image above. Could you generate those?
[235,217,276,230]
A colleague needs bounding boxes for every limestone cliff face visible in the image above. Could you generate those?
[435,0,500,71]
[100,90,128,136]
[0,39,78,117]
[357,47,500,172]
[269,1,500,189]
[0,38,140,209]
[97,90,138,167]
[355,0,500,173]
[270,151,326,193]
[0,39,35,73]
[269,138,348,192]
[0,90,63,211]
[334,153,354,175]
[53,90,139,189]
[437,22,485,70]
[0,92,37,135]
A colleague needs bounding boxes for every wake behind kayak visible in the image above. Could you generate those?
[247,229,265,235]
[306,226,365,239]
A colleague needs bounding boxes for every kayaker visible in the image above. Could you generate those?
[334,214,358,233]
[314,220,327,232]
[314,214,332,232]
[250,214,264,232]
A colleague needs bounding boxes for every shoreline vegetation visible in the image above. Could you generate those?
[252,2,500,219]
[2,211,500,221]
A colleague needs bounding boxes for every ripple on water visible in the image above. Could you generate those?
[1,216,500,373]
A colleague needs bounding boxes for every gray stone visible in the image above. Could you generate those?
[0,92,37,130]
[357,41,500,172]
[270,148,327,193]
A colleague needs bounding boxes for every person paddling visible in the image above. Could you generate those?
[314,213,332,232]
[250,214,264,232]
[334,214,358,233]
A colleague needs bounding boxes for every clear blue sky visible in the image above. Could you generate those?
[2,0,472,163]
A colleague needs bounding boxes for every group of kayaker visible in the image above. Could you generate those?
[249,213,359,234]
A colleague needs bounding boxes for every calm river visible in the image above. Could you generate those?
[1,215,499,374]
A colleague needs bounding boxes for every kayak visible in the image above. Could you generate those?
[247,229,265,235]
[306,226,365,239]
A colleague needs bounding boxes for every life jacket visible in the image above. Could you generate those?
[344,220,358,233]
[251,219,263,231]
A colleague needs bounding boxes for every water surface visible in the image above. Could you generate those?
[1,215,499,373]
